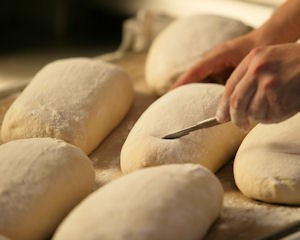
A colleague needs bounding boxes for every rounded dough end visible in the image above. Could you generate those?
[145,14,252,95]
[0,138,95,240]
[53,164,223,240]
[234,114,300,205]
[1,58,134,154]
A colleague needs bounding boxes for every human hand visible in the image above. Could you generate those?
[171,32,257,88]
[216,43,300,130]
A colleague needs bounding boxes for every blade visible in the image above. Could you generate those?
[162,117,221,139]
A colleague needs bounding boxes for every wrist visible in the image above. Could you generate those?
[253,0,300,45]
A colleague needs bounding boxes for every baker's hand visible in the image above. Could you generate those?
[216,43,300,130]
[171,32,257,88]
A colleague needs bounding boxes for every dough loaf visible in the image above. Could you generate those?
[0,138,95,240]
[234,113,300,205]
[1,58,134,154]
[121,83,246,174]
[53,164,223,240]
[145,14,252,95]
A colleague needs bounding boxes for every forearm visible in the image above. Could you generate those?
[254,0,300,45]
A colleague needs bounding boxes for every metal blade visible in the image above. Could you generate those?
[162,117,221,139]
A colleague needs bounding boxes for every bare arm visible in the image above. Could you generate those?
[172,0,300,88]
[255,0,300,45]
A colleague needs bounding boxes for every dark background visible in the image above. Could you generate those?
[0,0,131,54]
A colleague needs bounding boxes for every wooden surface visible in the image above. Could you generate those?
[1,52,299,240]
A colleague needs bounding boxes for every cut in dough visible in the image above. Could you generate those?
[0,138,95,240]
[121,83,246,174]
[53,164,223,240]
[145,14,252,95]
[234,113,300,205]
[1,58,134,154]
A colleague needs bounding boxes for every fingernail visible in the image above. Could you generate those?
[216,104,230,122]
[216,109,225,122]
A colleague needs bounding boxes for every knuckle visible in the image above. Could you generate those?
[230,93,243,110]
[250,61,276,81]
[249,47,270,69]
[260,76,277,91]
[252,62,268,75]
[249,46,266,57]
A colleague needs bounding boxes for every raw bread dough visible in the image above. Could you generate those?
[120,83,246,174]
[1,58,134,154]
[234,113,300,205]
[145,14,252,95]
[53,164,223,240]
[0,138,95,240]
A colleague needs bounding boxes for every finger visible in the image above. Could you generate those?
[229,72,257,130]
[248,88,269,123]
[216,99,230,122]
[171,48,235,89]
[216,54,251,122]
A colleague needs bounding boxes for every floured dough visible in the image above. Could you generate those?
[0,138,95,240]
[234,113,300,205]
[1,58,134,154]
[145,14,252,95]
[53,164,223,240]
[120,83,246,174]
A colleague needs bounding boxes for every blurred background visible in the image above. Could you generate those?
[0,0,131,54]
[0,0,283,84]
[0,0,134,83]
[0,0,284,54]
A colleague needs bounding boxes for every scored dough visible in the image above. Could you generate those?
[234,113,300,205]
[120,83,246,174]
[0,138,95,240]
[1,58,134,154]
[53,164,223,240]
[145,14,252,95]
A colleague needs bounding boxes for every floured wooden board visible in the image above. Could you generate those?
[0,52,299,239]
[90,53,158,187]
[92,52,300,240]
